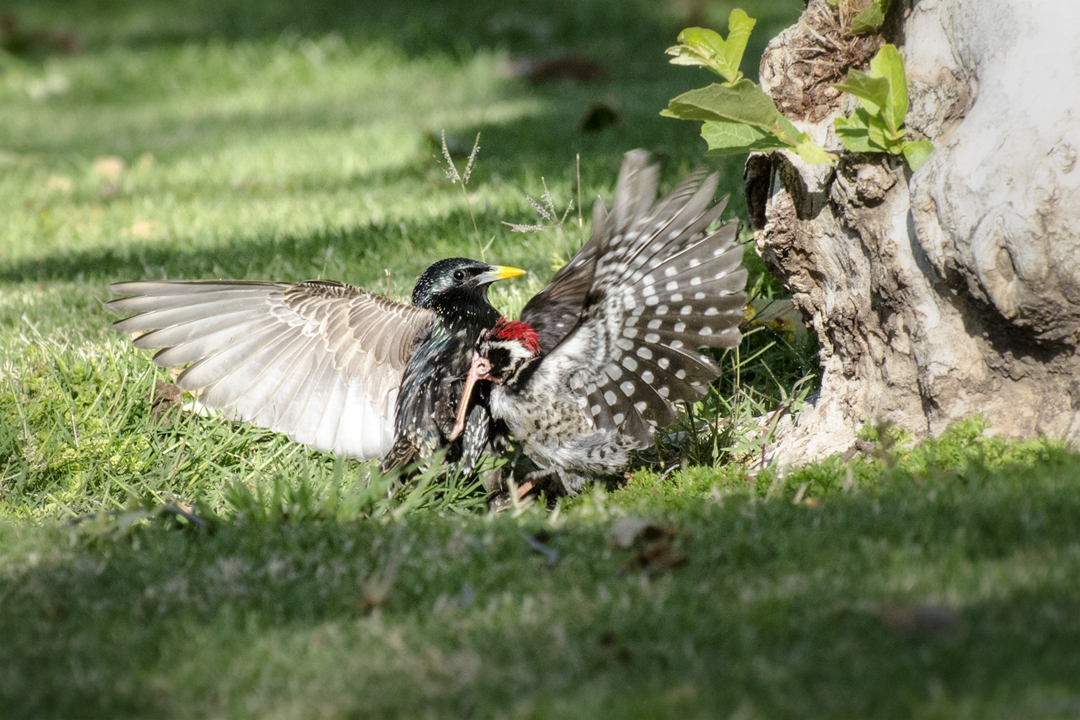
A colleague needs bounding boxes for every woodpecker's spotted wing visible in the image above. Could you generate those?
[524,151,747,443]
[107,280,434,460]
[519,198,611,353]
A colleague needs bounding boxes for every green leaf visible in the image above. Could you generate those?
[869,44,908,134]
[666,27,731,79]
[902,140,935,171]
[722,10,756,83]
[701,119,833,163]
[794,141,837,165]
[665,80,783,133]
[667,13,757,85]
[866,117,893,152]
[775,115,810,146]
[848,3,885,35]
[702,120,794,156]
[676,26,726,53]
[833,69,889,116]
[834,109,881,153]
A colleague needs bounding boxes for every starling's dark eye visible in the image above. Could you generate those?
[452,269,466,282]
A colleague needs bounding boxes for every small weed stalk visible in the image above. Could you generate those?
[502,178,574,234]
[576,153,583,232]
[437,130,485,260]
[503,169,580,272]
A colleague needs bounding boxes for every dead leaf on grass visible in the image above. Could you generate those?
[878,602,963,642]
[127,220,163,240]
[598,631,632,663]
[500,55,606,84]
[609,517,651,549]
[148,380,182,424]
[136,152,155,172]
[230,177,262,190]
[92,155,125,182]
[42,175,73,195]
[361,557,405,614]
[581,101,621,133]
[610,517,691,572]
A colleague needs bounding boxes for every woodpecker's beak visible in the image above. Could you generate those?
[476,265,526,285]
[448,352,493,441]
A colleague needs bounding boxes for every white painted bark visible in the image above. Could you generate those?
[749,0,1080,464]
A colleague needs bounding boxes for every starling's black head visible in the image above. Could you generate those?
[411,258,525,316]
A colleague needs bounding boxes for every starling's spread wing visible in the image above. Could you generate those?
[107,280,435,460]
[533,151,747,444]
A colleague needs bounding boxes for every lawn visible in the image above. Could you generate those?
[2,0,1080,717]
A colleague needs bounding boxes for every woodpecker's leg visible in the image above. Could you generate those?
[556,470,588,496]
[521,468,586,497]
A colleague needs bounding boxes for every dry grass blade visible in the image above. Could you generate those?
[437,129,484,257]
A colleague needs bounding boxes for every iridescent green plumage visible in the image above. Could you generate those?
[379,257,512,472]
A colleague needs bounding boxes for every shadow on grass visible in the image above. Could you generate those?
[1,103,751,286]
[4,478,1080,718]
[8,0,671,59]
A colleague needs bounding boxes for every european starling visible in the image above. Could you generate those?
[107,258,525,472]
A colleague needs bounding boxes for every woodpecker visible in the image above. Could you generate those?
[106,258,525,472]
[451,151,747,495]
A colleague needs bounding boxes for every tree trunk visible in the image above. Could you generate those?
[747,0,1080,464]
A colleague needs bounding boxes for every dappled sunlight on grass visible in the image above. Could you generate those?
[5,0,1080,717]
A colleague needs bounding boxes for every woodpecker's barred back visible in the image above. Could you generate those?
[454,150,747,494]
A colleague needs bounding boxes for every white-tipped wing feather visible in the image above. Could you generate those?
[107,280,435,460]
[527,152,748,444]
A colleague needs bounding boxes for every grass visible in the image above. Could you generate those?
[2,0,1080,717]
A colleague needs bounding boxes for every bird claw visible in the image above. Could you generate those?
[449,352,492,441]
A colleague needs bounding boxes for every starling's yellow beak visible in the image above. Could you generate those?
[476,265,527,285]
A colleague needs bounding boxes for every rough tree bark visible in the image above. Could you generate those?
[747,0,1080,463]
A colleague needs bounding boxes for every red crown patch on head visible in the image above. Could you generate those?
[490,318,540,355]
